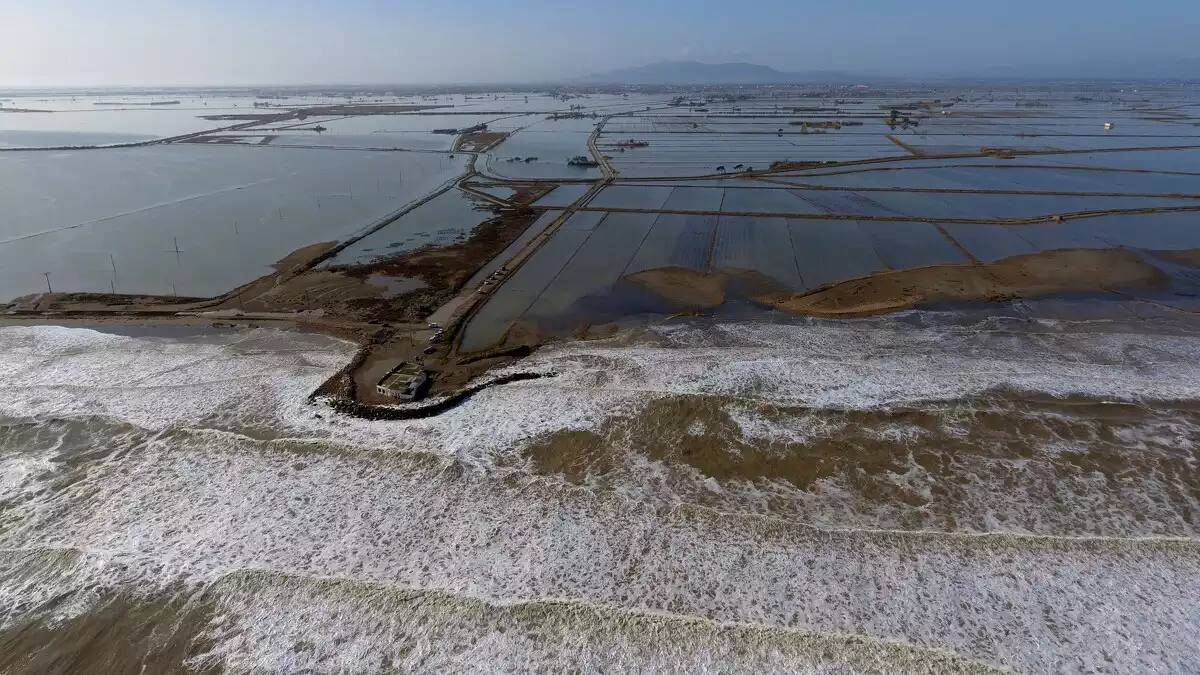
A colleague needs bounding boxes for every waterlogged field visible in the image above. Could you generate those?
[0,146,467,298]
[0,89,647,301]
[458,86,1200,349]
[5,84,1199,308]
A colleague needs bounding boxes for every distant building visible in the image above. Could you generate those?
[376,362,428,401]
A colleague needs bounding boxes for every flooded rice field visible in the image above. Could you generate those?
[1036,148,1200,173]
[0,95,271,148]
[0,145,466,299]
[531,183,592,207]
[4,84,1200,673]
[4,84,1194,308]
[463,199,1200,351]
[786,165,1200,194]
[605,133,908,178]
[240,114,554,152]
[324,188,492,266]
[485,119,604,180]
[589,184,676,210]
[579,184,1198,219]
[458,85,1200,351]
[0,109,220,148]
[464,210,562,288]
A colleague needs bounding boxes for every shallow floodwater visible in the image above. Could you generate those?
[1,312,1199,673]
[0,146,466,300]
[0,109,227,148]
[324,188,492,266]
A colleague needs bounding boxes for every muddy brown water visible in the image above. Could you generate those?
[520,390,1200,533]
[0,590,218,675]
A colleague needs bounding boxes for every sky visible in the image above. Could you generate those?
[2,0,1198,86]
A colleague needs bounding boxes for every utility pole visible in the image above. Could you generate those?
[43,272,52,294]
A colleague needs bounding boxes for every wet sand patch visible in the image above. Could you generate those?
[270,240,338,274]
[1153,248,1200,268]
[625,267,727,308]
[606,249,1184,324]
[762,248,1170,317]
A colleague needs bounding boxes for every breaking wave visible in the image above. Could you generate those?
[1,316,1199,673]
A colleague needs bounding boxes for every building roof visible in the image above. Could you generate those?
[379,363,425,390]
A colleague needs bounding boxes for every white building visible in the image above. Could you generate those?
[376,362,428,401]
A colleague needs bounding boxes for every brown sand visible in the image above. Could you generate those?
[271,241,337,274]
[455,131,508,152]
[765,248,1169,318]
[239,269,387,317]
[617,249,1173,320]
[220,208,539,324]
[1152,249,1200,268]
[625,267,728,308]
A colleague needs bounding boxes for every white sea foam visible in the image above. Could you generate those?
[527,321,1200,407]
[1,322,1199,673]
[0,326,345,432]
[5,321,1200,458]
[189,572,1007,675]
[3,429,1198,673]
[0,547,119,628]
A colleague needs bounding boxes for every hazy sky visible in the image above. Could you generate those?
[2,0,1198,86]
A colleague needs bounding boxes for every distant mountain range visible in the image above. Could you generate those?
[577,61,860,85]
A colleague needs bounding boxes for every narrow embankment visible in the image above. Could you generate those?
[320,371,555,420]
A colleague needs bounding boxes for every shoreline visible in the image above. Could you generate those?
[9,244,1200,382]
[5,252,1198,422]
